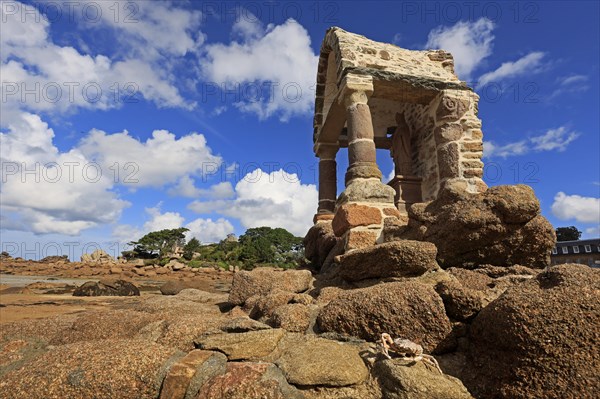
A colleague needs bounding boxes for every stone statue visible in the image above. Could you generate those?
[391,112,412,176]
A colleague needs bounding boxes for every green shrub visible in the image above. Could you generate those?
[159,258,170,266]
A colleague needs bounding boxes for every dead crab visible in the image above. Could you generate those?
[380,333,443,374]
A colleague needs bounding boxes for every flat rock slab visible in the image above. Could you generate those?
[194,329,285,361]
[338,241,440,281]
[0,339,182,399]
[276,335,368,387]
[374,358,473,399]
[219,317,271,333]
[198,362,304,399]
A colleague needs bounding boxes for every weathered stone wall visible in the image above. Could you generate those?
[402,102,439,201]
[431,89,486,194]
[390,89,486,200]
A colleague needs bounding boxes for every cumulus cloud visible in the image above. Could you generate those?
[143,205,185,232]
[0,112,129,235]
[551,192,600,224]
[477,52,546,87]
[112,205,234,244]
[189,168,317,236]
[78,0,204,60]
[168,178,235,199]
[201,18,318,121]
[484,126,580,158]
[425,18,495,80]
[0,111,224,235]
[78,128,222,188]
[186,217,235,243]
[0,1,193,125]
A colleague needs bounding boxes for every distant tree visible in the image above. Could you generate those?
[239,227,303,252]
[239,236,276,264]
[183,237,202,260]
[238,227,303,267]
[128,228,189,258]
[556,226,582,242]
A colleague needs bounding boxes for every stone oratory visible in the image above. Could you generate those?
[312,27,486,252]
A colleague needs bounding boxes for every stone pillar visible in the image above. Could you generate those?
[314,144,338,223]
[343,77,381,184]
[332,74,398,252]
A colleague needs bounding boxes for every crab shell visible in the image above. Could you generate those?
[390,339,424,357]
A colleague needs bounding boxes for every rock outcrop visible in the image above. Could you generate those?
[39,255,69,263]
[228,269,313,306]
[73,279,140,296]
[317,281,452,353]
[197,362,304,399]
[388,184,555,268]
[464,264,600,398]
[374,358,473,399]
[80,249,116,264]
[336,240,440,282]
[303,222,340,269]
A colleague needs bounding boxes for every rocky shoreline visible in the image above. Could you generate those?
[1,258,598,398]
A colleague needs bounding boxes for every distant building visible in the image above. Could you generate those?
[551,239,600,268]
[224,234,238,243]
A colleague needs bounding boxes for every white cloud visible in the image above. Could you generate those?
[559,75,588,86]
[185,217,234,243]
[143,205,185,232]
[477,52,546,87]
[188,199,230,214]
[231,9,264,41]
[77,128,222,188]
[0,112,129,235]
[484,126,579,158]
[201,18,318,121]
[0,1,192,125]
[550,74,589,99]
[0,111,224,235]
[483,140,529,158]
[112,205,234,244]
[551,192,600,224]
[425,18,495,79]
[79,0,204,60]
[585,226,600,237]
[189,168,317,236]
[169,178,235,199]
[386,168,396,183]
[530,126,580,151]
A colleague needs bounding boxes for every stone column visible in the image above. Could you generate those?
[343,76,381,184]
[314,144,338,223]
[332,74,398,252]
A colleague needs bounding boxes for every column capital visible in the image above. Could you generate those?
[338,74,374,107]
[315,143,339,160]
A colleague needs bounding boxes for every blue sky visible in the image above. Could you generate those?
[1,0,598,260]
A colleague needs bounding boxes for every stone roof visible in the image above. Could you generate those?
[313,27,472,142]
[319,27,461,84]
